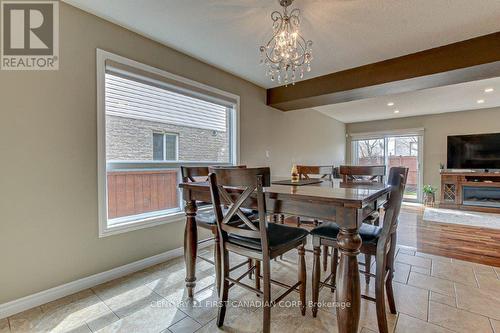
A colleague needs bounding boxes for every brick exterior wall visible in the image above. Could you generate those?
[106,115,229,162]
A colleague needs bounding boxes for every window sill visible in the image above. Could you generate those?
[99,206,213,238]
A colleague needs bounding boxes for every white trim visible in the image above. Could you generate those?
[96,49,240,237]
[0,240,213,319]
[349,127,425,140]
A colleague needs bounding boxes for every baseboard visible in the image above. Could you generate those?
[0,240,213,319]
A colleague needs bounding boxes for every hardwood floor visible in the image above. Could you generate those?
[285,203,500,268]
[398,204,500,267]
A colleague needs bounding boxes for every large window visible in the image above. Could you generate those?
[97,50,239,236]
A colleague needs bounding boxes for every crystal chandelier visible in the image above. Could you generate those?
[259,0,313,86]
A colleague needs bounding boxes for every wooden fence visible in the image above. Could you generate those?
[107,169,179,219]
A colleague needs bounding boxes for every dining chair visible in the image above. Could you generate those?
[180,165,255,289]
[310,167,408,333]
[208,167,308,333]
[340,165,386,227]
[295,165,335,270]
[339,165,386,183]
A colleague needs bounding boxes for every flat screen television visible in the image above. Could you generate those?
[447,133,500,170]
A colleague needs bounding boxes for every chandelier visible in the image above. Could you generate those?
[259,0,313,86]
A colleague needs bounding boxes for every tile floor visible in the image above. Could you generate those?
[2,241,500,333]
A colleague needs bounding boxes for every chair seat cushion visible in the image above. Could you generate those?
[310,222,382,244]
[228,223,309,251]
[196,207,256,225]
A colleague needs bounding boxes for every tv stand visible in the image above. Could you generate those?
[440,170,500,213]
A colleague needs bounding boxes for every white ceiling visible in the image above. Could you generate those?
[314,77,500,123]
[64,0,500,88]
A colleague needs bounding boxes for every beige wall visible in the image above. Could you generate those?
[269,110,346,176]
[0,3,345,304]
[346,107,500,199]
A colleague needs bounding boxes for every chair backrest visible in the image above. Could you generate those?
[339,165,386,183]
[378,167,408,248]
[296,165,334,180]
[181,166,209,183]
[181,165,246,182]
[208,167,271,250]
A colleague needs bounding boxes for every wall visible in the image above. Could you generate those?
[0,3,345,304]
[106,116,229,162]
[268,110,346,176]
[346,107,500,198]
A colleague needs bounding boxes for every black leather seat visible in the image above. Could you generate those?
[310,222,382,244]
[196,207,256,225]
[228,222,309,251]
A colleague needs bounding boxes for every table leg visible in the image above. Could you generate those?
[335,227,362,333]
[184,200,198,298]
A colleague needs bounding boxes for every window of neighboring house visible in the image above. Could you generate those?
[153,133,178,161]
[97,50,239,237]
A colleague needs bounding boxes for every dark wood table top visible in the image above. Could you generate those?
[180,178,390,208]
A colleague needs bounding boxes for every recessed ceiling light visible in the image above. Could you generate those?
[477,99,485,104]
[394,110,400,114]
[387,102,394,106]
[484,88,494,93]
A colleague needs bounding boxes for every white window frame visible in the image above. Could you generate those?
[153,132,179,161]
[97,49,240,237]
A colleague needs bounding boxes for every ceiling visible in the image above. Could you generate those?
[314,77,500,123]
[64,0,500,88]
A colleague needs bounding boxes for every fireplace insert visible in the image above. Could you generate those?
[462,186,500,208]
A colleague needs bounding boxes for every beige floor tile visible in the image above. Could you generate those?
[476,272,500,292]
[294,310,339,333]
[491,319,500,333]
[168,317,202,333]
[359,328,376,333]
[397,248,416,256]
[455,283,500,320]
[393,262,411,284]
[194,304,265,333]
[0,318,10,333]
[358,299,397,333]
[9,306,93,333]
[395,313,454,333]
[428,301,493,333]
[96,281,167,319]
[430,291,456,308]
[9,291,117,333]
[416,252,453,263]
[35,289,119,331]
[411,265,430,275]
[148,265,215,306]
[177,288,220,326]
[96,302,186,333]
[392,282,429,320]
[431,261,478,287]
[407,272,455,296]
[396,253,431,268]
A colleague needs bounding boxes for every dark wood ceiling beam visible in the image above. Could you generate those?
[267,32,500,111]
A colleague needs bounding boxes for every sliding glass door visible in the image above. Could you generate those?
[352,134,423,202]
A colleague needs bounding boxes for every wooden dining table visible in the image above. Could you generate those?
[179,178,390,333]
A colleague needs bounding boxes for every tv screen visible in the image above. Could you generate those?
[447,133,500,170]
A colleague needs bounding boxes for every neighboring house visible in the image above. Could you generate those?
[106,115,229,162]
[105,73,231,163]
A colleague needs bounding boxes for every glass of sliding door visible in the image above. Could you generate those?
[352,138,385,166]
[387,136,421,201]
[352,134,423,202]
